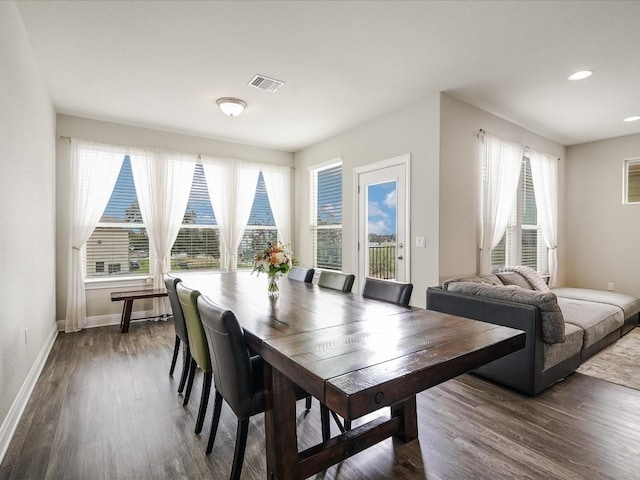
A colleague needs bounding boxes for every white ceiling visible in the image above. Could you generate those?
[15,0,640,152]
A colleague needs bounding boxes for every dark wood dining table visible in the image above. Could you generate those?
[185,272,525,480]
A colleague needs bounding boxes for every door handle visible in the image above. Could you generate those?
[397,255,403,260]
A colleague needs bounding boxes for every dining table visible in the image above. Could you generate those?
[185,272,525,480]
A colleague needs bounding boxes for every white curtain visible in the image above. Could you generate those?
[65,140,125,332]
[130,149,196,316]
[479,133,524,274]
[529,150,559,287]
[202,157,259,271]
[262,165,292,247]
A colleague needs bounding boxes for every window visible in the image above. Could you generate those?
[238,172,277,268]
[171,163,221,271]
[491,156,548,274]
[624,158,640,204]
[86,156,149,277]
[310,162,343,270]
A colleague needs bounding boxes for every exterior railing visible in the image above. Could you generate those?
[368,245,396,280]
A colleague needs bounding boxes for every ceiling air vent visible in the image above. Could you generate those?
[248,74,284,93]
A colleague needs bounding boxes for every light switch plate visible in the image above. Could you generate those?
[415,236,426,248]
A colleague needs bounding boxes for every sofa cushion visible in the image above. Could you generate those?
[543,322,583,370]
[442,274,503,290]
[446,282,565,344]
[558,298,624,348]
[496,272,533,290]
[500,265,550,292]
[553,287,640,319]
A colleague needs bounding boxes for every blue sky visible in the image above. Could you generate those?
[368,181,397,236]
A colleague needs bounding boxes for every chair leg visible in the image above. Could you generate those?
[305,396,312,410]
[169,336,180,376]
[320,404,330,443]
[230,418,249,480]
[206,390,223,454]
[177,349,191,394]
[344,419,352,431]
[195,371,212,434]
[183,358,197,406]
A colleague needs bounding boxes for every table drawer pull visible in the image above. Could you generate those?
[375,391,385,404]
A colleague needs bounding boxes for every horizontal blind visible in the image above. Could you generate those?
[312,164,342,270]
[171,163,221,272]
[520,157,538,269]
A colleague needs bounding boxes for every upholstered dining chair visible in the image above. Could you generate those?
[287,266,315,283]
[197,294,326,479]
[362,277,413,307]
[317,271,355,293]
[176,283,212,435]
[163,274,192,395]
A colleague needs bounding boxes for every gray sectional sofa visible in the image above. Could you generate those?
[426,267,640,395]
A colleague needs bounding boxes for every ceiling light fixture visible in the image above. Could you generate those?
[216,97,246,117]
[623,116,640,122]
[567,70,593,81]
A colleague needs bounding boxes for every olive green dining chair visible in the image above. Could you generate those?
[177,282,212,435]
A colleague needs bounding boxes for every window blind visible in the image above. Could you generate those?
[238,172,277,268]
[311,163,343,270]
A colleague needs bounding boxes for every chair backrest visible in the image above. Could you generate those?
[197,294,257,419]
[288,266,315,283]
[362,278,413,306]
[317,271,355,293]
[164,274,189,344]
[176,283,211,372]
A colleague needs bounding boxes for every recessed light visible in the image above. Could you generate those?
[568,70,593,81]
[624,116,640,122]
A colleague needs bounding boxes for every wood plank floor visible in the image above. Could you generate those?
[2,320,639,480]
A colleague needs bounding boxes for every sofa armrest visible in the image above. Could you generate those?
[426,286,544,394]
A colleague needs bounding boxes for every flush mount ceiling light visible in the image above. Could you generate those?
[216,97,246,117]
[567,70,593,81]
[623,116,640,122]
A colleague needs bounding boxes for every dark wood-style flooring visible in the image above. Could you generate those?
[2,320,639,480]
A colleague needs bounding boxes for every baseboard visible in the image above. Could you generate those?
[0,321,58,464]
[56,309,157,331]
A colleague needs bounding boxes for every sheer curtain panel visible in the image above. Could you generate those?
[130,149,196,316]
[529,150,559,287]
[202,158,260,271]
[480,133,524,274]
[65,140,125,332]
[262,165,292,246]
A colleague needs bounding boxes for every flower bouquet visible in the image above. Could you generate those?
[252,242,293,296]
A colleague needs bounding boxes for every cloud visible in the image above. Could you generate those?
[368,201,388,219]
[384,189,397,208]
[368,219,390,235]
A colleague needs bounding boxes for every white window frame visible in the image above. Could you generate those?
[491,156,548,274]
[623,157,640,205]
[309,158,343,271]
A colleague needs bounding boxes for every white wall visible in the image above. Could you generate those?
[294,94,441,308]
[439,94,567,285]
[565,134,640,297]
[0,1,57,455]
[56,115,294,325]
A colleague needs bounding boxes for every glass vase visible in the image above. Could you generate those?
[267,273,280,297]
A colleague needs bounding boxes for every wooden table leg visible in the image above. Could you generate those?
[264,363,299,480]
[390,395,418,443]
[120,299,134,333]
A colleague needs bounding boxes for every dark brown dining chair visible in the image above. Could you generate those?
[317,271,355,292]
[176,283,212,434]
[197,294,325,479]
[164,274,192,395]
[362,277,413,306]
[287,266,315,283]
